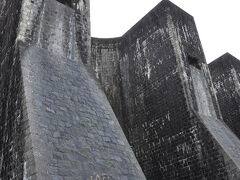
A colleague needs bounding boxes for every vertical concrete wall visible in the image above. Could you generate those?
[209,53,240,138]
[91,38,126,133]
[0,0,24,179]
[91,0,240,179]
[71,0,91,64]
[17,0,91,64]
[118,1,226,179]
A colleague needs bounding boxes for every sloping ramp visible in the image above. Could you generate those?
[21,46,146,180]
[194,111,240,180]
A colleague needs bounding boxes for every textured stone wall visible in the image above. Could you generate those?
[71,0,91,64]
[118,2,225,178]
[17,0,90,64]
[209,53,240,139]
[91,38,126,133]
[17,0,146,179]
[0,0,24,179]
[2,0,240,179]
[91,0,240,179]
[21,46,145,179]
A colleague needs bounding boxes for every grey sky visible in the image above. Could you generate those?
[90,0,240,63]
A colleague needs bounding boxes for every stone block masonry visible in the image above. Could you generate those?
[1,0,240,179]
[91,38,125,135]
[91,0,240,179]
[17,0,90,64]
[1,0,146,179]
[209,53,240,139]
[21,45,145,179]
[0,0,24,179]
[71,0,91,64]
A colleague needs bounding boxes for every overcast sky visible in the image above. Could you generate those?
[90,0,240,63]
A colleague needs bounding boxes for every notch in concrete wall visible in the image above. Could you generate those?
[56,0,72,7]
[188,55,201,70]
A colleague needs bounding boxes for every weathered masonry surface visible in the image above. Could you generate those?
[0,0,24,179]
[0,0,145,179]
[209,53,240,139]
[1,0,240,179]
[91,0,240,179]
[91,38,125,134]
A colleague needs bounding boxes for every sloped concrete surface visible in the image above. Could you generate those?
[21,46,146,180]
[195,112,240,180]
